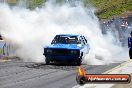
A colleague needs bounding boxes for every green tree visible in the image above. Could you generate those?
[26,0,46,9]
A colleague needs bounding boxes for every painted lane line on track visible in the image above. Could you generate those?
[103,59,132,74]
[0,59,11,62]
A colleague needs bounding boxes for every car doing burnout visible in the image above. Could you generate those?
[43,34,90,65]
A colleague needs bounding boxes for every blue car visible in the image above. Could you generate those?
[43,34,90,65]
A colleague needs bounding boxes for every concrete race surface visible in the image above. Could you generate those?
[0,60,121,88]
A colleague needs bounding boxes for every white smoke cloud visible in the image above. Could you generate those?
[0,1,129,64]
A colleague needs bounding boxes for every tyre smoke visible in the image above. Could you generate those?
[0,1,128,64]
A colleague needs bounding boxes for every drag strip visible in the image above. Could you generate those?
[0,61,121,88]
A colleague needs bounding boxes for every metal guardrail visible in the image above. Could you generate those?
[0,40,6,56]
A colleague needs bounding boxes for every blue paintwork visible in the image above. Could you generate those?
[56,34,82,36]
[43,34,89,62]
[45,44,83,50]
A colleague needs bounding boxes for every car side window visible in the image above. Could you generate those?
[80,36,85,45]
[83,36,87,44]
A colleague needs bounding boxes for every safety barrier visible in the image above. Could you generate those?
[0,40,15,59]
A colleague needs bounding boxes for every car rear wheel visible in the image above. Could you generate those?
[77,54,83,65]
[77,59,82,66]
[77,61,81,66]
[45,58,50,65]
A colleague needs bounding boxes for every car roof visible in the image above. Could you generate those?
[56,34,82,37]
